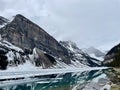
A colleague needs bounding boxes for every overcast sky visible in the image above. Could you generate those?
[0,0,120,51]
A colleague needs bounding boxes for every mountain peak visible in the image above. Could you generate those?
[14,14,30,23]
[85,47,105,55]
[83,47,105,61]
[87,46,96,50]
[15,14,26,19]
[13,14,44,31]
[60,41,78,50]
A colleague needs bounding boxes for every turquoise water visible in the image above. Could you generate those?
[0,69,110,90]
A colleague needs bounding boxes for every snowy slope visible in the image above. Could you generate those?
[0,39,101,70]
[60,41,101,67]
[0,38,89,70]
[89,53,104,61]
[83,47,105,61]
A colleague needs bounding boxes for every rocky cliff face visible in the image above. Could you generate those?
[103,43,120,67]
[0,14,70,64]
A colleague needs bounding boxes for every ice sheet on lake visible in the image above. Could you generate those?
[0,67,108,80]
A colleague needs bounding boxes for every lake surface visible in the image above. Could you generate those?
[0,68,119,90]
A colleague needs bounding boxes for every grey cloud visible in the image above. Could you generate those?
[0,0,6,11]
[0,0,120,51]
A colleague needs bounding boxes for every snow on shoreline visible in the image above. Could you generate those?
[0,67,108,80]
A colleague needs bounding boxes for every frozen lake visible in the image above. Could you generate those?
[0,67,113,90]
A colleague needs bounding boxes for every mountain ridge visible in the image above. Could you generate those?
[0,14,101,70]
[60,41,101,67]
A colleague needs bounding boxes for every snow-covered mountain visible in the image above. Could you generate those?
[60,41,101,67]
[83,47,105,61]
[0,14,101,70]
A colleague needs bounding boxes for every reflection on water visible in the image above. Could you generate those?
[0,69,117,90]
